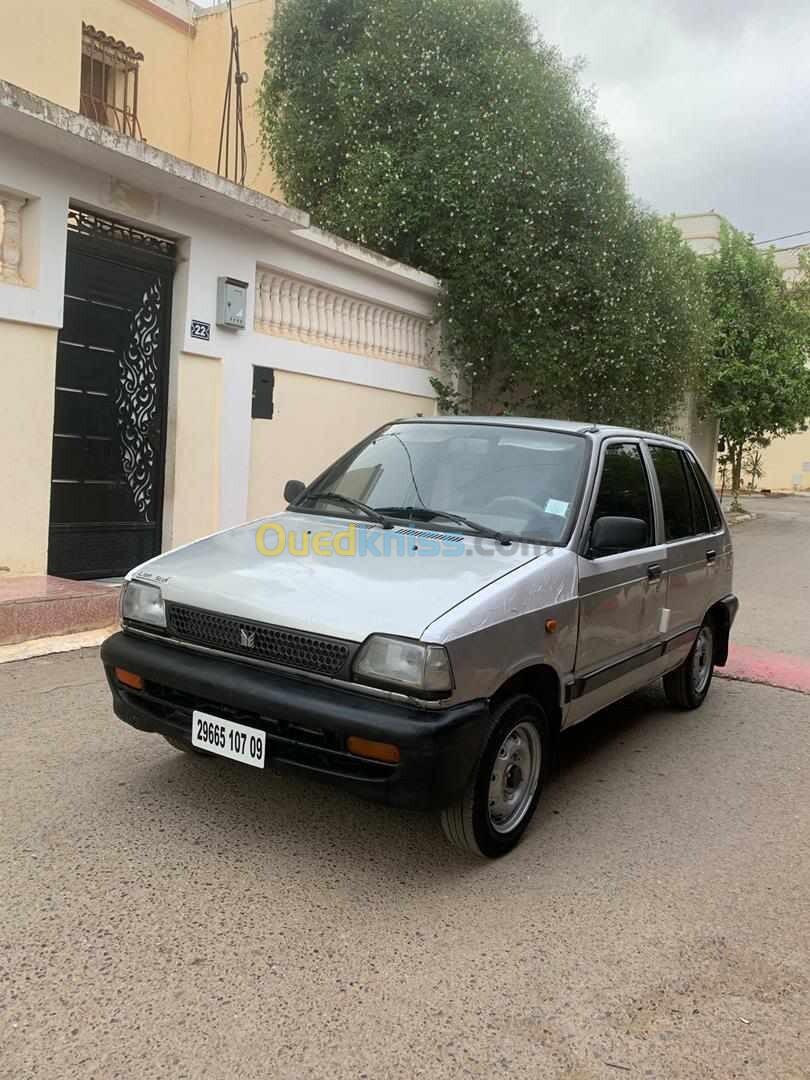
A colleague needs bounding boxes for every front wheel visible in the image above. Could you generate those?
[440,694,550,858]
[663,622,715,709]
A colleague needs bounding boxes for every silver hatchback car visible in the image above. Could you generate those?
[102,418,737,857]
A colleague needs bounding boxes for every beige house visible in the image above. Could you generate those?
[764,245,810,491]
[665,214,723,476]
[2,0,802,646]
[0,0,440,620]
[1,0,281,198]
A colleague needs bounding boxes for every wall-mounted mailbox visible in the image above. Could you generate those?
[216,276,249,330]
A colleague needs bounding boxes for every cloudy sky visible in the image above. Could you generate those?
[524,0,810,244]
[222,0,809,243]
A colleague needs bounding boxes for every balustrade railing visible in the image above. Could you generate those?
[0,192,26,284]
[255,269,436,369]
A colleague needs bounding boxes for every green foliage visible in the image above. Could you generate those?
[743,447,764,490]
[703,225,810,503]
[260,0,708,426]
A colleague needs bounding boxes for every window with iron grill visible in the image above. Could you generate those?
[80,23,144,139]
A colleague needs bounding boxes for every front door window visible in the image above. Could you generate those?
[589,442,654,551]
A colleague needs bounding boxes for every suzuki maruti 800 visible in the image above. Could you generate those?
[102,418,737,857]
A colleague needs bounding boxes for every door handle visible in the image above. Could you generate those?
[706,549,717,564]
[647,563,663,581]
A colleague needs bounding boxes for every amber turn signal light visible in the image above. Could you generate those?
[545,618,558,634]
[115,667,144,691]
[347,736,401,764]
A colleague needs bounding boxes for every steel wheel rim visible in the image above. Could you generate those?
[691,626,714,695]
[487,721,542,834]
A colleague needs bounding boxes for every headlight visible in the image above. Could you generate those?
[121,580,166,628]
[353,635,453,695]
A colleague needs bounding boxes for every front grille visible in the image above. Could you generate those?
[165,603,352,677]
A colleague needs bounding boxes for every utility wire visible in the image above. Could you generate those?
[754,228,810,246]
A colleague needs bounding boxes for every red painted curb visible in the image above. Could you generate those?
[717,644,810,695]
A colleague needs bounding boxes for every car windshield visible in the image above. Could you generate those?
[301,422,589,544]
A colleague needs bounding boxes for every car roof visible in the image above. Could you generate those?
[395,415,688,446]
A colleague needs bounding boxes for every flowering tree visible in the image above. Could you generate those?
[260,0,708,426]
[703,226,810,509]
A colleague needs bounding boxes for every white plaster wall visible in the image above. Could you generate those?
[669,392,718,478]
[248,371,437,520]
[172,208,437,529]
[773,245,808,286]
[0,129,438,558]
[0,175,68,328]
[672,212,725,255]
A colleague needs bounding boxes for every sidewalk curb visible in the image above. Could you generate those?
[717,644,810,696]
[0,624,117,664]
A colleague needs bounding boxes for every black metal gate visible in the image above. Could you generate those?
[48,208,176,579]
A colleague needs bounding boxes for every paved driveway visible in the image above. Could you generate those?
[1,512,809,1079]
[724,494,810,656]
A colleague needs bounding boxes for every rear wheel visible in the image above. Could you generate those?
[440,694,550,858]
[663,621,715,709]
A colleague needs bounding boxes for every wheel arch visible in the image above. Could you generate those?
[707,600,732,666]
[490,663,563,737]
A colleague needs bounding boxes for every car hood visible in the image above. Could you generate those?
[130,512,547,642]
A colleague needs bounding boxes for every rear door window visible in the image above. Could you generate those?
[682,454,711,534]
[687,454,722,531]
[648,445,695,540]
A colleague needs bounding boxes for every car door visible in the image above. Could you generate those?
[568,440,668,724]
[646,443,717,664]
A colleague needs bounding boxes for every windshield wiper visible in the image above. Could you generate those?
[375,506,512,546]
[298,492,394,529]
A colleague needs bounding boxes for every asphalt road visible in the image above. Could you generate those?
[723,494,810,657]
[2,514,809,1079]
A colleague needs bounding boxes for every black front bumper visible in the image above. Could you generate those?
[101,632,490,810]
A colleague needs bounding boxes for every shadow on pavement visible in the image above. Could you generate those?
[110,683,687,885]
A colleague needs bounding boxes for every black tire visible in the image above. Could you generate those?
[440,694,551,858]
[162,734,206,755]
[663,620,715,709]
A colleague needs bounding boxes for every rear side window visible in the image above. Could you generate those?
[649,445,698,540]
[687,454,722,531]
[683,456,711,534]
[591,443,654,547]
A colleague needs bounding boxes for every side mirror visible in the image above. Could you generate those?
[284,479,306,504]
[589,516,648,557]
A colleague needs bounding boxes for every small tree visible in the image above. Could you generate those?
[717,451,731,500]
[703,227,810,511]
[743,447,764,491]
[260,0,708,429]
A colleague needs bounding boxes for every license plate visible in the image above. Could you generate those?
[191,710,266,768]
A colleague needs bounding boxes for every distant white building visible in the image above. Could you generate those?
[673,212,810,491]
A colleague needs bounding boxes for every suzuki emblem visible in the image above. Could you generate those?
[239,627,256,649]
